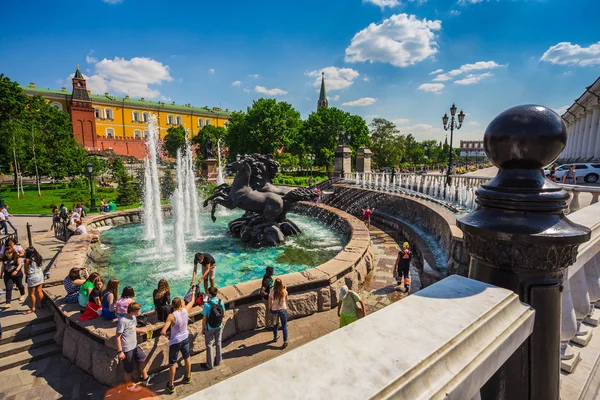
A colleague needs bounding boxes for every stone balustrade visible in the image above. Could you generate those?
[184,275,535,400]
[42,203,374,387]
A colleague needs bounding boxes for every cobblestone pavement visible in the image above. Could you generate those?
[0,222,405,399]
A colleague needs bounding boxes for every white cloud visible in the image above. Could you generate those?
[305,97,311,101]
[433,61,504,82]
[331,95,340,101]
[345,13,441,68]
[160,95,172,102]
[342,97,377,106]
[249,74,260,79]
[232,81,241,87]
[243,87,251,93]
[417,83,444,93]
[363,75,370,81]
[467,121,480,126]
[255,85,287,96]
[540,41,600,66]
[392,118,410,124]
[458,0,484,4]
[363,0,400,9]
[454,72,493,85]
[86,51,98,64]
[450,9,461,15]
[102,0,123,4]
[306,66,360,91]
[64,56,173,98]
[554,105,570,115]
[209,68,215,74]
[429,68,444,75]
[397,123,441,138]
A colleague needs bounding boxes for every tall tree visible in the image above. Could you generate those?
[0,75,28,187]
[162,126,187,158]
[300,107,371,169]
[369,118,406,168]
[225,98,302,157]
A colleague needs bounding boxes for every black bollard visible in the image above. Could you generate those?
[457,105,591,400]
[26,222,32,248]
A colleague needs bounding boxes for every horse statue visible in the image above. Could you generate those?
[203,155,315,246]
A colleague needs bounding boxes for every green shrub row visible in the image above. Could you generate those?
[272,175,327,186]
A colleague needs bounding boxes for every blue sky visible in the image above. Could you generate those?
[1,0,599,142]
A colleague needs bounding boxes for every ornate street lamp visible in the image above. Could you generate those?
[86,162,97,212]
[442,104,465,185]
[236,154,241,161]
[308,153,315,178]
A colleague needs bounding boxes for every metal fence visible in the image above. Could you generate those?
[53,220,70,242]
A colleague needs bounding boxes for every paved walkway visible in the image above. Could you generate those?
[0,222,406,399]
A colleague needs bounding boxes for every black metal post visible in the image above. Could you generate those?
[88,171,97,212]
[457,105,590,400]
[446,123,454,186]
[26,222,32,248]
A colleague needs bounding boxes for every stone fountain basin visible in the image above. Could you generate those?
[42,202,374,386]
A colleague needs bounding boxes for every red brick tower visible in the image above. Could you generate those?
[69,65,97,149]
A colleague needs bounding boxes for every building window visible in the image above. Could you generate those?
[50,102,63,111]
[198,118,204,128]
[132,111,140,122]
[176,116,182,125]
[134,130,141,139]
[144,130,149,138]
[206,119,211,126]
[142,112,149,123]
[167,115,174,125]
[106,128,115,138]
[95,107,102,119]
[105,108,114,120]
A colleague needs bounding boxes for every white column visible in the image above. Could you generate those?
[591,107,600,160]
[575,117,585,160]
[583,111,593,160]
[568,119,579,159]
[564,123,574,158]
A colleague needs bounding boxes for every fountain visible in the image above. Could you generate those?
[143,115,165,248]
[172,148,186,270]
[216,138,225,186]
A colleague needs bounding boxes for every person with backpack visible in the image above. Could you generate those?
[394,242,413,292]
[201,286,225,370]
[260,266,275,328]
[160,287,195,394]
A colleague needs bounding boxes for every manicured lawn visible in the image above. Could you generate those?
[0,183,141,215]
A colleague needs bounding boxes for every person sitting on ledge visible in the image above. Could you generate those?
[115,286,135,320]
[64,267,87,304]
[79,277,103,321]
[78,271,100,309]
[108,201,117,212]
[74,219,87,235]
[101,278,119,320]
[153,279,171,323]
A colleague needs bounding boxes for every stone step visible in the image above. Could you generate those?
[0,332,56,358]
[0,343,62,372]
[0,320,56,345]
[1,306,53,332]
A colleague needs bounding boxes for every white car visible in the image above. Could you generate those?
[547,163,600,184]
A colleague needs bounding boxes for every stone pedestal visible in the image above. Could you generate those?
[356,147,373,173]
[334,145,351,178]
[201,158,217,181]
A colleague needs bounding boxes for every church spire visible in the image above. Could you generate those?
[317,72,328,109]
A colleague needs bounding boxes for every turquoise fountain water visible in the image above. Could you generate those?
[100,211,346,312]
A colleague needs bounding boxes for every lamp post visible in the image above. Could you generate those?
[236,153,241,162]
[442,104,465,186]
[86,162,97,212]
[423,145,429,172]
[308,154,315,178]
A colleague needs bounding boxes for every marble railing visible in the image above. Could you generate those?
[184,275,535,400]
[558,201,600,399]
[560,184,600,212]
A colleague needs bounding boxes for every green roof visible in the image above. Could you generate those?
[19,85,232,117]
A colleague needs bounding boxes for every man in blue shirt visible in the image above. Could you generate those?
[201,286,225,370]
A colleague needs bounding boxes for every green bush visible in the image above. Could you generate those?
[69,178,88,190]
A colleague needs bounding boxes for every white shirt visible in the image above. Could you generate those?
[3,209,9,218]
[70,212,80,225]
[75,225,87,235]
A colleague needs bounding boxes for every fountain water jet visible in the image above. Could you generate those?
[143,115,165,248]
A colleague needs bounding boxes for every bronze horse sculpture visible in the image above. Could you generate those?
[203,155,315,246]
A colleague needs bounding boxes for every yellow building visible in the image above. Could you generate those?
[20,66,231,158]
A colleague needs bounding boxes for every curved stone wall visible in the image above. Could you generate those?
[44,202,374,386]
[324,185,470,282]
